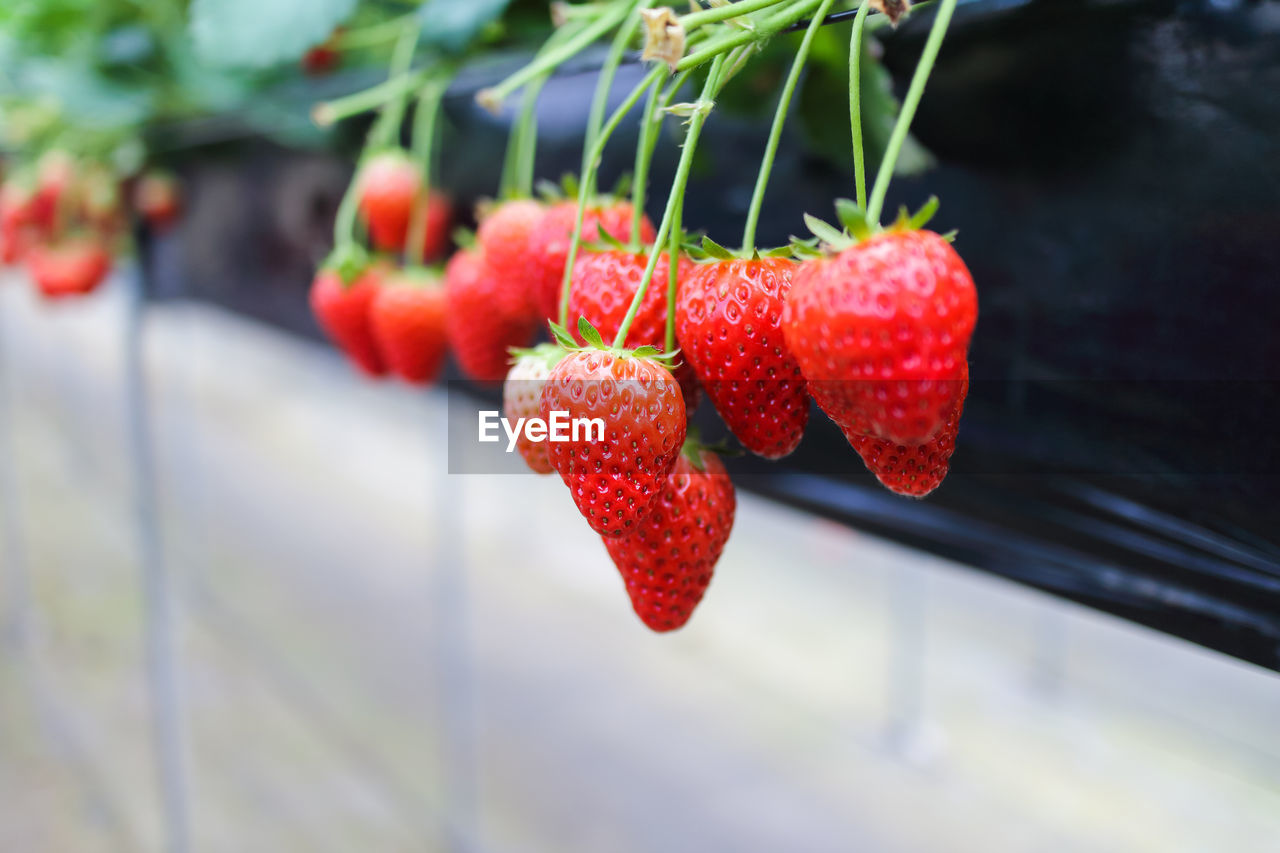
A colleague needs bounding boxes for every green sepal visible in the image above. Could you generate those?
[804,213,848,248]
[321,243,371,286]
[939,229,958,243]
[700,234,735,260]
[591,223,627,251]
[548,320,578,350]
[611,172,633,199]
[508,341,566,370]
[908,195,940,230]
[451,227,476,249]
[577,316,605,348]
[760,245,797,259]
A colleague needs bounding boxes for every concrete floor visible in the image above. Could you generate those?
[1,268,1278,852]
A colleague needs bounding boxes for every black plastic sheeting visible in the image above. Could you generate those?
[137,0,1280,670]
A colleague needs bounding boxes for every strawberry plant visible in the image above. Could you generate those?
[3,0,978,632]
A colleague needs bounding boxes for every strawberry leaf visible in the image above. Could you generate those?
[417,0,512,55]
[191,0,357,68]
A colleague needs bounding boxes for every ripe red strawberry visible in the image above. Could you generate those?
[26,237,111,300]
[844,364,968,497]
[676,256,808,458]
[783,228,977,446]
[503,345,564,474]
[309,263,388,377]
[356,152,421,252]
[133,171,182,232]
[603,442,735,632]
[444,247,538,383]
[369,269,448,385]
[568,248,694,349]
[539,339,687,537]
[476,198,545,316]
[530,199,656,320]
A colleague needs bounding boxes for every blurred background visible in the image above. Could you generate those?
[3,0,1280,851]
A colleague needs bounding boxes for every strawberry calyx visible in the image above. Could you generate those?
[321,242,372,286]
[684,233,794,264]
[548,316,680,368]
[507,341,565,372]
[793,195,946,257]
[386,265,443,288]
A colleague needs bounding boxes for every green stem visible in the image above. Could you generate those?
[611,52,728,349]
[664,192,682,352]
[332,13,419,50]
[368,24,421,149]
[629,81,661,244]
[405,76,447,266]
[865,0,956,225]
[679,0,790,30]
[582,0,652,177]
[675,0,823,72]
[313,69,429,126]
[481,2,630,108]
[741,0,836,253]
[515,75,548,198]
[629,69,690,245]
[849,0,871,211]
[558,66,667,327]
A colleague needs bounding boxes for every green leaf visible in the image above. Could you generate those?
[417,0,512,54]
[190,0,358,68]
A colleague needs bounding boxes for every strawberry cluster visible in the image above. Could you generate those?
[0,152,182,301]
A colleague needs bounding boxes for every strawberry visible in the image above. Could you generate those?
[356,151,421,252]
[567,248,694,349]
[844,364,968,497]
[539,324,687,537]
[603,441,735,632]
[476,198,545,316]
[530,199,656,320]
[369,269,448,385]
[133,171,182,232]
[26,237,111,300]
[783,226,977,446]
[309,262,388,377]
[444,247,538,383]
[502,344,565,474]
[676,256,808,458]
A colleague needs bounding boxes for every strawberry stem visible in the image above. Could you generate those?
[368,24,421,150]
[405,73,448,266]
[480,2,631,110]
[679,0,792,30]
[629,79,661,245]
[741,0,836,254]
[865,0,957,226]
[849,0,871,211]
[612,51,730,349]
[557,66,666,328]
[675,0,824,73]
